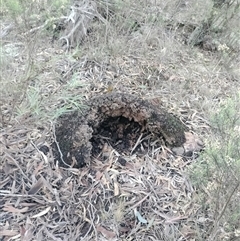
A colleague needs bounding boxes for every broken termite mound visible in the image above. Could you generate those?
[52,92,197,168]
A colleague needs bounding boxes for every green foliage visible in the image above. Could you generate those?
[3,0,24,16]
[191,93,240,181]
[1,0,79,125]
[42,0,70,20]
[189,93,240,237]
[3,0,69,15]
[3,0,70,28]
[16,78,85,122]
[50,0,69,11]
[214,94,240,135]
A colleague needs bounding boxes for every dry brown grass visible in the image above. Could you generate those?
[1,0,240,240]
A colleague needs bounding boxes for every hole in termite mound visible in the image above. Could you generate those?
[90,116,164,159]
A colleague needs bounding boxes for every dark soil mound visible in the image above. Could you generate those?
[52,92,189,168]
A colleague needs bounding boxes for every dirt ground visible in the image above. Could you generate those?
[1,1,240,240]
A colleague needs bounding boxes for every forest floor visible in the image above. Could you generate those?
[1,1,240,240]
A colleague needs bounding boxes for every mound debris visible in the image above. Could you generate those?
[52,92,202,168]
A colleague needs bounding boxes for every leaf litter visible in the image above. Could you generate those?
[1,16,239,239]
[0,116,204,240]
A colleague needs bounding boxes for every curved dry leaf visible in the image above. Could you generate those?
[31,206,51,218]
[134,208,148,224]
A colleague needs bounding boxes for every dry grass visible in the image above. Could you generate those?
[1,0,240,240]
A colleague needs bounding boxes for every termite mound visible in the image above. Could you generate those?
[52,92,201,168]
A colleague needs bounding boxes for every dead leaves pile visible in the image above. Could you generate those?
[0,39,209,241]
[0,119,206,241]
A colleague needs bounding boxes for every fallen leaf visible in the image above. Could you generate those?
[134,208,147,224]
[114,181,119,196]
[183,132,204,156]
[31,206,51,218]
[3,205,29,213]
[33,162,44,176]
[28,178,44,195]
[165,215,188,224]
[180,224,196,239]
[95,171,103,180]
[7,234,21,240]
[0,229,19,236]
[147,216,155,230]
[97,225,116,239]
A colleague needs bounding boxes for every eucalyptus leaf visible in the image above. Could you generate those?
[134,208,148,224]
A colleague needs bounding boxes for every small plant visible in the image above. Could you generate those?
[189,93,240,240]
[16,76,86,122]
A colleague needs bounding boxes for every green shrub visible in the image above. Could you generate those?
[189,93,240,239]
